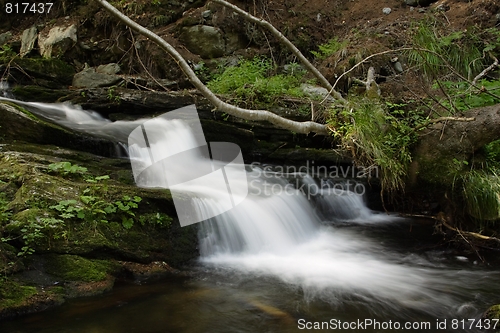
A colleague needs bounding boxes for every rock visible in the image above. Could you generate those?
[299,84,335,102]
[72,65,122,88]
[96,63,121,75]
[382,7,392,15]
[180,25,226,58]
[405,0,437,6]
[202,10,212,19]
[11,58,75,87]
[20,27,38,57]
[435,4,450,11]
[390,57,404,73]
[484,305,500,320]
[225,32,248,55]
[0,102,119,156]
[0,31,13,46]
[38,24,77,58]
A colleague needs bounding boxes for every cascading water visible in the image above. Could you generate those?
[2,98,500,331]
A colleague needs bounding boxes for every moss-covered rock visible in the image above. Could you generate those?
[11,85,77,103]
[44,254,118,282]
[484,304,500,320]
[11,57,75,88]
[0,143,198,264]
[0,279,65,320]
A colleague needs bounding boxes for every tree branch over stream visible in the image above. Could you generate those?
[96,0,329,135]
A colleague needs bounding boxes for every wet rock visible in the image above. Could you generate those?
[38,24,77,58]
[0,102,118,156]
[72,64,122,88]
[20,27,38,57]
[180,25,226,58]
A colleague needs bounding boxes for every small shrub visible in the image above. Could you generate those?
[311,37,348,60]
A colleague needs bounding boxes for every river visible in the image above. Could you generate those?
[1,97,499,332]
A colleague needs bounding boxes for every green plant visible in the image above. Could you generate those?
[139,212,172,228]
[207,57,305,106]
[407,19,483,80]
[107,86,121,103]
[462,170,500,221]
[18,217,65,256]
[329,99,427,193]
[47,162,88,176]
[114,195,142,229]
[434,79,500,114]
[311,37,348,60]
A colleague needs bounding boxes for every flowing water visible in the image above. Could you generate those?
[2,97,500,332]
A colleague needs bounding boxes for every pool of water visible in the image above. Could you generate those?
[4,220,499,333]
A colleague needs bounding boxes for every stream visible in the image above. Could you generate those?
[2,96,500,332]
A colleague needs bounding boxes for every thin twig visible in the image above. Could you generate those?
[472,55,499,86]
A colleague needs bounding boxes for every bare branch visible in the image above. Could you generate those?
[96,0,328,135]
[472,54,499,86]
[414,116,476,131]
[211,0,346,104]
[320,47,412,104]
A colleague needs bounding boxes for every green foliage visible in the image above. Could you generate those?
[107,86,121,103]
[207,57,305,105]
[50,190,142,230]
[434,79,500,113]
[18,217,66,256]
[0,192,11,225]
[407,19,483,80]
[139,212,172,228]
[48,161,88,176]
[311,37,347,59]
[329,100,427,192]
[485,139,500,167]
[461,170,500,221]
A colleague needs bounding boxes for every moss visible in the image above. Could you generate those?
[484,304,500,320]
[0,280,37,309]
[44,254,117,282]
[11,86,74,103]
[13,57,75,85]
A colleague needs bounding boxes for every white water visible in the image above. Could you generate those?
[2,97,497,319]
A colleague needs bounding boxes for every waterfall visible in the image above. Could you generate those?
[2,98,496,316]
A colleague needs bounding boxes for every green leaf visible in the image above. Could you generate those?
[122,217,134,229]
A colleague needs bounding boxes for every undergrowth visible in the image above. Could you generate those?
[207,57,307,107]
[328,99,427,194]
[407,19,484,80]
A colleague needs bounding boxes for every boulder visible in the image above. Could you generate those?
[180,25,226,58]
[96,63,121,75]
[20,27,38,57]
[72,64,122,88]
[300,84,335,102]
[38,25,77,58]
